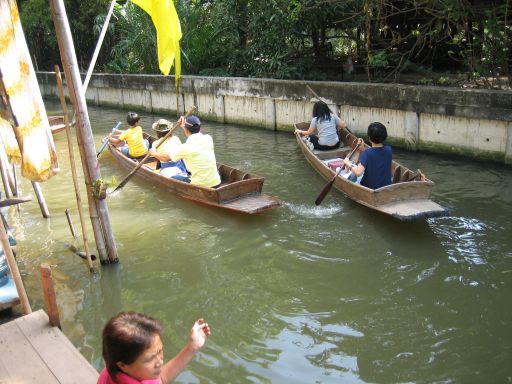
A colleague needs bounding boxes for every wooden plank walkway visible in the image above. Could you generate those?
[0,309,99,383]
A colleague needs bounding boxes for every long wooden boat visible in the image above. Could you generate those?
[294,122,448,220]
[107,132,282,214]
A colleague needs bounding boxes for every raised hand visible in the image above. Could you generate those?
[188,318,211,352]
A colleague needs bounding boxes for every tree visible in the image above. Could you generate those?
[19,0,113,71]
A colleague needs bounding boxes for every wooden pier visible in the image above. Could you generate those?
[0,309,98,383]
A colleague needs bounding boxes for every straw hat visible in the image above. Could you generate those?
[152,119,171,132]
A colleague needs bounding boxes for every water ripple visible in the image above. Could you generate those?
[429,216,493,265]
[285,202,344,218]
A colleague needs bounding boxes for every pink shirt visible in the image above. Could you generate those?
[98,368,160,384]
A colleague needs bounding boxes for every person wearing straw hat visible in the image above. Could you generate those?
[149,119,188,179]
[150,115,221,187]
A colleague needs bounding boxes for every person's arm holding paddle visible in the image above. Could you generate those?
[294,124,316,137]
[148,116,185,162]
[343,138,364,176]
[108,129,125,147]
[294,107,347,137]
[336,119,348,131]
[314,140,362,205]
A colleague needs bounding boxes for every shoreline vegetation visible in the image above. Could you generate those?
[18,1,511,91]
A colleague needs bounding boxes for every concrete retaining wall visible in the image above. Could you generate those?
[37,72,512,164]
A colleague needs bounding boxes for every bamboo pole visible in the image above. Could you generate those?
[55,66,94,271]
[82,0,117,93]
[40,263,61,328]
[11,164,18,197]
[31,181,50,218]
[0,149,13,199]
[0,144,17,196]
[50,0,118,263]
[0,217,31,314]
[64,208,77,238]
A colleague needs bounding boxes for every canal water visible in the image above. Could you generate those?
[6,101,512,383]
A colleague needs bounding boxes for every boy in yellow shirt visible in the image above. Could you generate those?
[108,111,149,159]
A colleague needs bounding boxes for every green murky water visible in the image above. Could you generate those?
[6,101,512,383]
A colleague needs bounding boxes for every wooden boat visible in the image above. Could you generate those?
[48,115,66,134]
[107,132,282,214]
[294,122,448,220]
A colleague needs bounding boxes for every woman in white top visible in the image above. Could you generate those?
[295,101,347,150]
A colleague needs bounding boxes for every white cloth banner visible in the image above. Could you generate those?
[0,0,59,181]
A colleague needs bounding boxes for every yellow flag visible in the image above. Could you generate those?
[131,0,181,82]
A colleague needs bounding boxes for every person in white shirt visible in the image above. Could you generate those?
[149,115,221,188]
[149,119,188,178]
[295,101,347,150]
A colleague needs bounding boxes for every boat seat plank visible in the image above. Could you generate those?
[15,310,99,383]
[312,145,351,155]
[313,146,352,160]
[0,318,60,383]
[145,160,159,171]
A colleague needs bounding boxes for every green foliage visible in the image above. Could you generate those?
[418,77,434,85]
[19,0,110,71]
[437,76,452,85]
[368,51,388,68]
[102,2,158,74]
[19,0,59,70]
[18,0,512,88]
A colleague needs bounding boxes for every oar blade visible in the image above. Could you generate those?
[314,178,335,206]
[112,178,129,193]
[97,122,121,158]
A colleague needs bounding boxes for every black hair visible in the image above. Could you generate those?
[312,101,332,122]
[185,123,201,134]
[367,122,388,144]
[127,112,140,126]
[102,311,162,378]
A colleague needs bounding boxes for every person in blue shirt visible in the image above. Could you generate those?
[344,122,392,189]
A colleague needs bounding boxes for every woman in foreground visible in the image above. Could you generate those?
[98,312,211,384]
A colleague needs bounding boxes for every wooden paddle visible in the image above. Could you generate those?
[111,106,196,193]
[97,121,121,158]
[314,141,361,206]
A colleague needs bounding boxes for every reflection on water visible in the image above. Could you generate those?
[5,101,512,383]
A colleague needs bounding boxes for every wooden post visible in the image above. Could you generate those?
[31,181,50,218]
[50,0,118,263]
[0,144,17,196]
[40,263,61,328]
[65,208,77,238]
[11,163,18,197]
[55,66,94,271]
[0,149,13,199]
[0,216,31,314]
